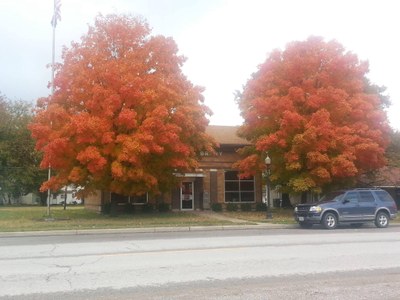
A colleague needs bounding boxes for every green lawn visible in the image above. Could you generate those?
[0,206,235,232]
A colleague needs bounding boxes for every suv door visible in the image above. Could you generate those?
[338,191,361,221]
[358,190,376,220]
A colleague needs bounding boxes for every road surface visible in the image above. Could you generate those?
[1,226,400,299]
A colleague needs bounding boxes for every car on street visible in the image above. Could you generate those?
[294,188,398,229]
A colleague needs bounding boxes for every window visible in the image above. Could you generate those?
[374,190,394,202]
[111,193,148,205]
[358,191,375,202]
[129,194,148,205]
[343,191,359,203]
[224,170,255,203]
[111,193,128,203]
[321,191,345,202]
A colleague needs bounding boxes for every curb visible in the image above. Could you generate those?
[0,223,296,238]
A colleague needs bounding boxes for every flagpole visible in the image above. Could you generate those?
[47,0,58,217]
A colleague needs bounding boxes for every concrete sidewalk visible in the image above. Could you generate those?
[191,210,260,223]
[0,223,294,237]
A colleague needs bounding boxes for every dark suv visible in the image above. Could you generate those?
[294,188,398,229]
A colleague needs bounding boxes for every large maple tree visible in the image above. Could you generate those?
[236,36,391,193]
[30,15,214,196]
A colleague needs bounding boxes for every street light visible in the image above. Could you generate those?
[265,153,273,219]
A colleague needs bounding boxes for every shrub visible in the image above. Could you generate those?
[125,203,135,214]
[102,203,111,214]
[256,203,267,211]
[158,202,170,212]
[141,203,154,213]
[240,203,252,211]
[211,203,222,212]
[226,203,238,211]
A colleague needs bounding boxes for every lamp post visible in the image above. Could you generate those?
[265,154,273,219]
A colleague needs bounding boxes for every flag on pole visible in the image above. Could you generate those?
[51,0,61,28]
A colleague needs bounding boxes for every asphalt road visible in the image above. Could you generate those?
[1,226,400,299]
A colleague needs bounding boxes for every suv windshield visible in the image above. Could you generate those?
[319,191,346,202]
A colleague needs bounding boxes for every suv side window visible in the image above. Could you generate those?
[358,191,375,203]
[374,190,394,202]
[343,191,359,203]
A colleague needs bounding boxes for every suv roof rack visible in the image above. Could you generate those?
[354,188,382,190]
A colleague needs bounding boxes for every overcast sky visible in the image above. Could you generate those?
[0,0,399,130]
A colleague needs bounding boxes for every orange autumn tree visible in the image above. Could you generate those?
[30,14,215,196]
[236,36,390,193]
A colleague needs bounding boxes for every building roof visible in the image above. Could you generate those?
[206,125,250,146]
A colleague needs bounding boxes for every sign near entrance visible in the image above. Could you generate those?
[181,182,194,210]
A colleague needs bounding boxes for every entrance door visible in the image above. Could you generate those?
[181,181,194,210]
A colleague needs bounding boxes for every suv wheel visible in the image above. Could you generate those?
[375,211,389,228]
[322,212,337,229]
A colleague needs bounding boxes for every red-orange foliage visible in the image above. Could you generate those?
[30,14,215,195]
[236,36,390,193]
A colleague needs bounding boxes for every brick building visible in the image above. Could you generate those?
[85,125,266,212]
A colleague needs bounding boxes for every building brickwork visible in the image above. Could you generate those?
[84,125,265,212]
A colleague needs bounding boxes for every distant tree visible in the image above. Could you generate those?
[386,130,400,167]
[30,14,215,197]
[235,36,390,193]
[0,94,47,204]
[357,129,400,187]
